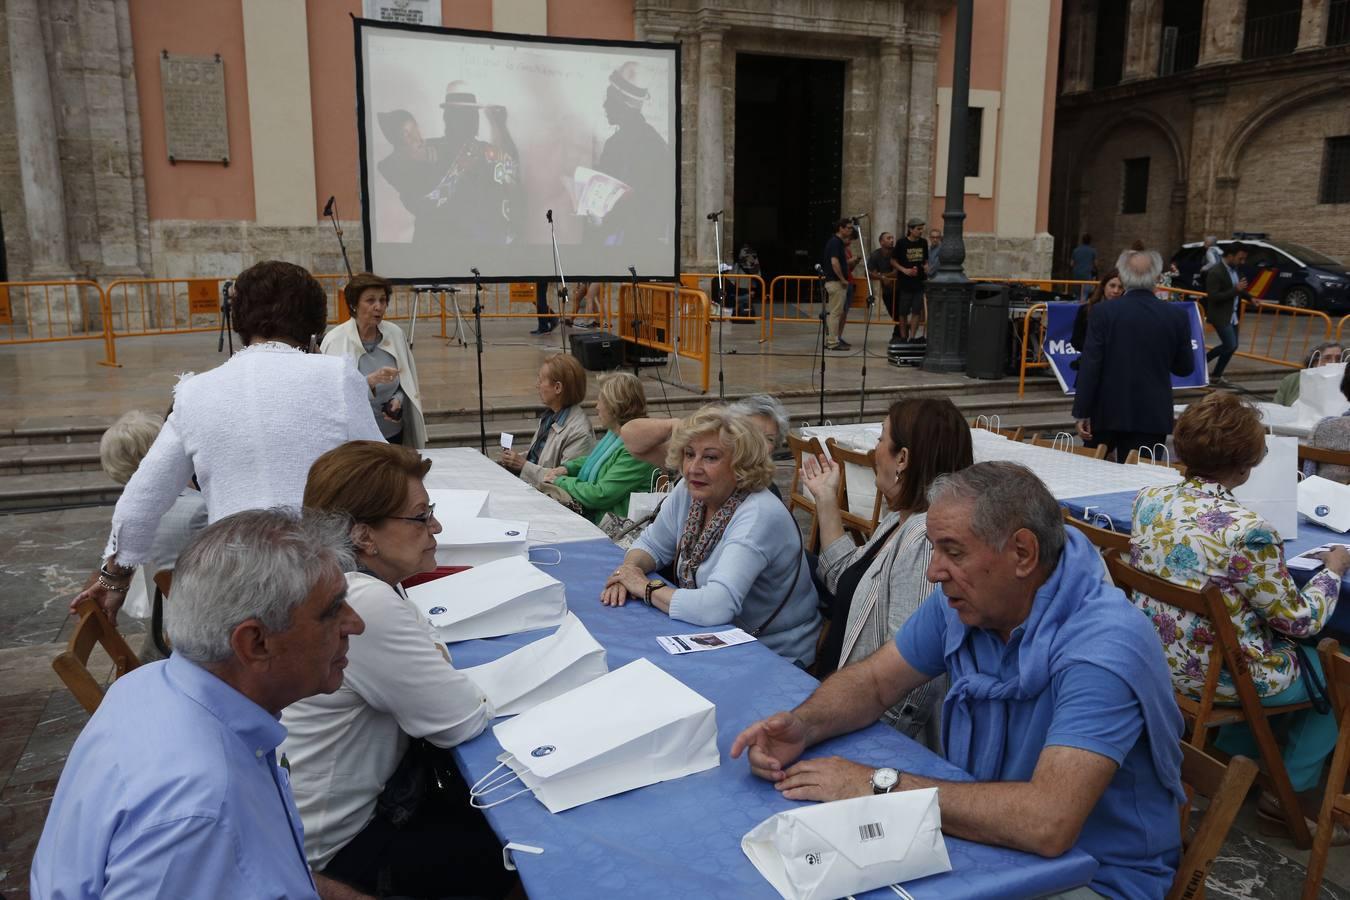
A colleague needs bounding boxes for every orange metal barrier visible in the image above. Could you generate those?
[1234,298,1331,369]
[766,275,904,339]
[0,280,117,366]
[617,283,711,393]
[1016,303,1049,398]
[681,272,767,341]
[1338,315,1350,344]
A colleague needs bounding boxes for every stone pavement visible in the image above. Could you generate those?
[0,317,1343,899]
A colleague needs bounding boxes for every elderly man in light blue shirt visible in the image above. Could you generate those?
[31,509,368,900]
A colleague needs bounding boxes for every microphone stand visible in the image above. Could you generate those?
[709,210,727,399]
[627,265,641,378]
[546,209,569,353]
[851,215,876,423]
[470,270,488,455]
[324,197,354,278]
[814,264,828,426]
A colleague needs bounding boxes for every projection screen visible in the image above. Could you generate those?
[355,20,680,283]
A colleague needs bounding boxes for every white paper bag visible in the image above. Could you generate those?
[426,489,489,520]
[742,789,952,900]
[406,556,566,642]
[1293,363,1348,426]
[434,516,528,566]
[1233,434,1298,539]
[625,491,667,523]
[1299,475,1350,532]
[474,658,719,813]
[462,613,608,716]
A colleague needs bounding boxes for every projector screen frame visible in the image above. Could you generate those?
[352,16,683,286]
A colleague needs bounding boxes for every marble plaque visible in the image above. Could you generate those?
[160,54,229,163]
[363,0,440,26]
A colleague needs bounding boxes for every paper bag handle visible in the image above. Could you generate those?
[528,547,563,567]
[469,759,532,809]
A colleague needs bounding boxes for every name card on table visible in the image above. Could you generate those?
[435,516,528,566]
[407,556,567,642]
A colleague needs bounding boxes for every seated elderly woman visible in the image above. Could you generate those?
[538,372,659,523]
[77,260,384,622]
[321,272,426,447]
[282,440,511,899]
[601,406,821,666]
[799,397,972,745]
[500,353,597,486]
[1274,340,1343,406]
[1131,391,1349,843]
[1305,363,1350,483]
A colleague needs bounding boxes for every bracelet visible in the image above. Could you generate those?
[96,574,129,593]
[100,562,134,580]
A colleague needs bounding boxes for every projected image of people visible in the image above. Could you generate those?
[359,24,678,282]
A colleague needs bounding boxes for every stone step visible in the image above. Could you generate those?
[0,470,122,513]
[0,442,104,475]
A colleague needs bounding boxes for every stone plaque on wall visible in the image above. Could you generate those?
[159,53,229,164]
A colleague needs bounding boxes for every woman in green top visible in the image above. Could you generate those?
[541,372,658,523]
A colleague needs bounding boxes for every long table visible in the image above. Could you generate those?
[424,449,1098,899]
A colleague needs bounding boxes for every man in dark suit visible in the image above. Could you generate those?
[1203,243,1251,385]
[1073,250,1196,462]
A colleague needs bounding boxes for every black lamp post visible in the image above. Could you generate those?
[923,0,974,373]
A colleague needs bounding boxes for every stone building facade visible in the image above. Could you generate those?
[0,0,1061,292]
[1051,0,1350,278]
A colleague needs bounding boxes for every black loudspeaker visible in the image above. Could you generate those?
[622,340,668,368]
[569,332,622,371]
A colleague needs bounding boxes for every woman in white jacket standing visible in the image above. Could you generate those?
[321,272,427,448]
[74,261,384,622]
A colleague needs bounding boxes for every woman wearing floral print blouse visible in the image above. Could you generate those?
[1130,391,1349,843]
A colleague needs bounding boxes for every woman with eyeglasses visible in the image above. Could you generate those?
[74,261,384,624]
[282,440,510,899]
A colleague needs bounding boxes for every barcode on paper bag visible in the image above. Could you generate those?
[858,822,884,842]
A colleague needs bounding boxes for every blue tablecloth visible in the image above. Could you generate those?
[448,537,1098,900]
[1063,490,1350,637]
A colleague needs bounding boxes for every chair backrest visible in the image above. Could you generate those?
[1062,508,1131,554]
[1322,637,1349,721]
[1304,638,1350,900]
[1168,746,1258,900]
[825,437,884,540]
[1125,449,1188,474]
[52,597,142,715]
[1299,442,1350,468]
[786,432,825,552]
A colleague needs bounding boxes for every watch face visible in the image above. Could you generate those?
[872,767,899,791]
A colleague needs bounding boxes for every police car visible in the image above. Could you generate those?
[1170,233,1349,311]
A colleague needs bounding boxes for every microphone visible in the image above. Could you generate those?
[813,264,825,276]
[546,209,553,224]
[323,196,335,217]
[705,210,723,221]
[627,266,637,278]
[471,267,481,277]
[849,213,869,221]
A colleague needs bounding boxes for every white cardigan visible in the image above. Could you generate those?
[104,344,384,564]
[280,572,493,868]
[320,318,427,449]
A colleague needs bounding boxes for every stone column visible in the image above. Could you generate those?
[871,39,904,237]
[1296,0,1332,50]
[6,0,71,277]
[1061,0,1098,93]
[1121,0,1164,82]
[695,27,725,266]
[1183,84,1229,240]
[1198,0,1245,67]
[903,44,939,225]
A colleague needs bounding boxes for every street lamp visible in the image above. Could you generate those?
[922,0,973,373]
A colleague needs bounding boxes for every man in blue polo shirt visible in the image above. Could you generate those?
[31,510,369,900]
[733,462,1184,899]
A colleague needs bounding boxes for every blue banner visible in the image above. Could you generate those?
[1044,301,1209,394]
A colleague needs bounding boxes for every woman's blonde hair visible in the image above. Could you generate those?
[100,410,165,485]
[597,372,647,428]
[666,405,775,492]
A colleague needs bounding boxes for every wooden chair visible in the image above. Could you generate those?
[1061,507,1130,555]
[151,570,173,657]
[1168,746,1258,900]
[1031,434,1110,460]
[1103,553,1314,847]
[1302,638,1350,900]
[786,433,825,553]
[825,437,884,542]
[53,596,142,715]
[969,417,1024,443]
[1125,448,1188,475]
[1298,443,1350,470]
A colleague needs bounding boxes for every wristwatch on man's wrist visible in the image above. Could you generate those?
[644,579,665,606]
[870,767,900,795]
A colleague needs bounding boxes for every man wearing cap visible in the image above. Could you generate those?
[425,81,520,246]
[592,62,673,248]
[893,218,928,342]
